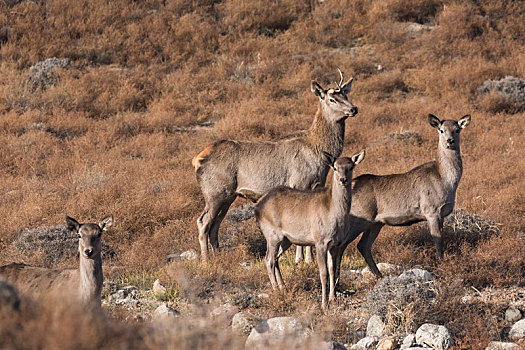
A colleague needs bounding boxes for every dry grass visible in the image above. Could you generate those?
[1,0,524,347]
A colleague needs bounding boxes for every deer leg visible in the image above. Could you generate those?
[357,223,384,278]
[427,216,444,259]
[328,246,338,303]
[295,245,304,264]
[264,236,281,290]
[276,239,292,288]
[208,197,235,252]
[304,246,314,264]
[315,242,329,311]
[197,203,222,262]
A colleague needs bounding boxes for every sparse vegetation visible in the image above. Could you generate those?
[0,0,524,348]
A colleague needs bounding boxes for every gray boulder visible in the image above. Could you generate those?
[318,341,347,350]
[505,306,522,323]
[350,336,376,349]
[210,303,239,327]
[152,304,179,321]
[415,323,454,350]
[366,315,385,338]
[232,312,262,335]
[509,319,525,341]
[245,316,309,349]
[400,334,416,349]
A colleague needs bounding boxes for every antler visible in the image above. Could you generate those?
[334,68,344,90]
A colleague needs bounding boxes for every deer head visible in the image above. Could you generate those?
[66,216,113,259]
[428,114,471,151]
[311,69,358,122]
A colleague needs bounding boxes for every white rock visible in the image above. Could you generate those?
[400,334,416,349]
[366,315,385,338]
[509,319,525,341]
[485,341,520,350]
[152,279,167,295]
[505,306,522,323]
[245,317,309,349]
[152,304,179,321]
[179,249,198,260]
[362,263,399,278]
[416,323,454,350]
[231,312,261,335]
[350,336,376,349]
[376,338,396,350]
[399,268,433,282]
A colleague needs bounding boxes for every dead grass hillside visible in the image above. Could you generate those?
[0,0,524,348]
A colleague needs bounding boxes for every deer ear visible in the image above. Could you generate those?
[311,81,326,99]
[458,114,471,129]
[428,114,442,129]
[99,216,114,231]
[322,151,336,168]
[340,77,354,95]
[351,150,365,165]
[66,216,80,233]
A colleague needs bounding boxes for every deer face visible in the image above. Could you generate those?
[429,114,471,151]
[311,70,358,122]
[333,150,365,186]
[66,216,113,259]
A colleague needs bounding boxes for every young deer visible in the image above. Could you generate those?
[192,70,358,262]
[335,114,471,279]
[255,151,365,311]
[0,216,113,306]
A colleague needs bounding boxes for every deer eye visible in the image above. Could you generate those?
[439,129,444,133]
[77,233,82,238]
[329,98,336,103]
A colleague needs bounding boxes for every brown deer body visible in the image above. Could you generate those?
[335,114,471,278]
[193,71,358,261]
[255,152,365,310]
[0,216,113,306]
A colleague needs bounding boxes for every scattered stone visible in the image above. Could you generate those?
[232,312,262,335]
[376,338,396,350]
[485,341,520,350]
[509,319,525,341]
[166,249,197,262]
[461,295,473,304]
[240,261,251,267]
[210,303,239,327]
[350,336,376,350]
[109,289,128,302]
[362,263,400,278]
[115,298,139,307]
[399,268,433,282]
[257,293,269,299]
[366,315,385,338]
[0,278,20,311]
[245,316,309,349]
[405,22,434,34]
[505,306,522,323]
[415,323,454,350]
[400,334,416,349]
[27,57,70,91]
[152,304,179,321]
[153,279,167,296]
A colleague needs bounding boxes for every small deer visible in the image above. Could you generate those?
[255,152,365,311]
[335,114,471,279]
[0,216,113,306]
[192,70,358,262]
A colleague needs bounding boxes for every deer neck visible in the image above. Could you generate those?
[78,254,103,305]
[307,107,345,160]
[437,143,463,190]
[329,181,352,218]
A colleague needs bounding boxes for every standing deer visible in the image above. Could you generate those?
[192,70,358,262]
[334,114,471,279]
[0,216,113,306]
[255,152,365,310]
